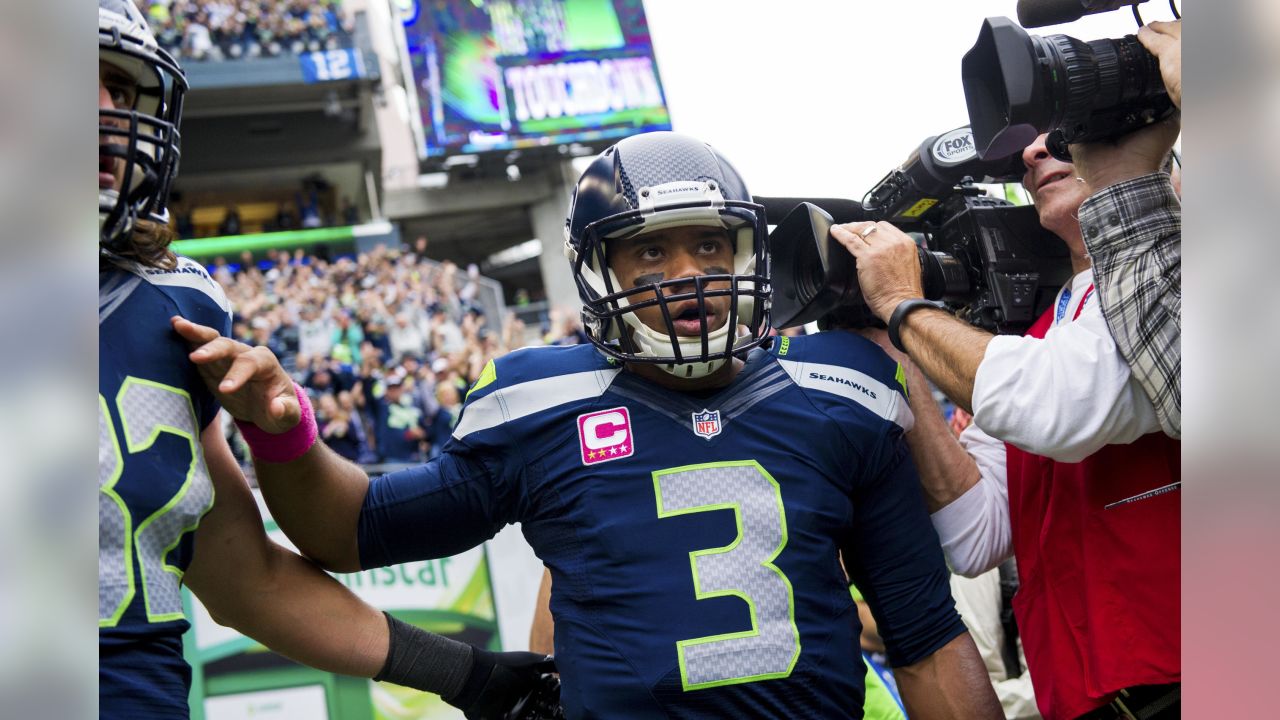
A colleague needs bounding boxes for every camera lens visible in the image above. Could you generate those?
[963,17,1174,161]
[919,250,970,302]
[1034,33,1166,146]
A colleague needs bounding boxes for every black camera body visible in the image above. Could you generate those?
[766,127,1071,336]
[926,192,1071,332]
[962,13,1174,162]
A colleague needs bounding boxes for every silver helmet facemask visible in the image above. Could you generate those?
[564,133,772,379]
[99,0,187,251]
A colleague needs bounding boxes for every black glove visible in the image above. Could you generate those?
[446,648,557,720]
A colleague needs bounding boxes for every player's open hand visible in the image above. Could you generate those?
[171,316,300,433]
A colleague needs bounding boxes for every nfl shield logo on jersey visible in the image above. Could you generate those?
[691,409,722,440]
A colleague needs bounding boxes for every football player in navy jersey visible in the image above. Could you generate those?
[178,132,1003,719]
[98,2,549,718]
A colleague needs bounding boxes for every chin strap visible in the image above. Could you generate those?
[656,357,727,380]
[623,318,742,379]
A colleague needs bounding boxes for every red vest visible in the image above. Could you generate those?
[1005,300,1180,720]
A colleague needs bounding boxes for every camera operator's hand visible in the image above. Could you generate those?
[1070,110,1180,193]
[831,221,925,324]
[1070,19,1180,192]
[1139,20,1180,109]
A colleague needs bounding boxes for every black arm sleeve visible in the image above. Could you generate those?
[842,430,968,668]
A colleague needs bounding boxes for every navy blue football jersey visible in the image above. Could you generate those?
[360,333,966,719]
[98,257,232,719]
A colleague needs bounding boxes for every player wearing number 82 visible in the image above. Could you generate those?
[98,2,552,717]
[196,132,1003,719]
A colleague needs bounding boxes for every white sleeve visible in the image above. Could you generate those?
[948,571,1041,718]
[971,296,1160,463]
[929,423,1012,578]
[995,669,1044,720]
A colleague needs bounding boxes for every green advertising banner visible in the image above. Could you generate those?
[184,491,502,720]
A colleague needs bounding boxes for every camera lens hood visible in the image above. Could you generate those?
[962,17,1052,160]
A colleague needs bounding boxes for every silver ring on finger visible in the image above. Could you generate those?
[858,224,879,240]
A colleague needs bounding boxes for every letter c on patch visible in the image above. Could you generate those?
[583,411,628,449]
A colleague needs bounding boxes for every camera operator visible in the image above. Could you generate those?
[1070,19,1182,439]
[835,106,1180,717]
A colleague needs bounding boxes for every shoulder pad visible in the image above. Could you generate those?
[773,332,912,431]
[465,344,615,401]
[454,345,621,440]
[134,256,231,316]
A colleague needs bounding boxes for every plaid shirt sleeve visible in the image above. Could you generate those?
[1078,173,1181,438]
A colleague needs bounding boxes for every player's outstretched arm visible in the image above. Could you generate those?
[894,634,1003,720]
[185,422,386,674]
[174,315,368,571]
[254,439,369,572]
[187,424,554,718]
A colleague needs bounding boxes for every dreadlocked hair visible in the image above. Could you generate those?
[113,218,178,270]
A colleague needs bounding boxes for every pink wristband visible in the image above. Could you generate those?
[234,382,318,464]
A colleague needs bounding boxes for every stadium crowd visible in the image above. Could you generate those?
[212,242,582,468]
[140,0,353,61]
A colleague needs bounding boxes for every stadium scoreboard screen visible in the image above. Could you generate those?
[400,0,672,166]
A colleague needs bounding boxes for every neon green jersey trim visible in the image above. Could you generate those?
[466,359,498,400]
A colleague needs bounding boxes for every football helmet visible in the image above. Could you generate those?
[564,132,771,379]
[98,0,187,251]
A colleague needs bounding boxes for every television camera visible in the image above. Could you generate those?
[763,126,1071,335]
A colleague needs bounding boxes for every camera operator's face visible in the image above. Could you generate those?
[1021,134,1089,237]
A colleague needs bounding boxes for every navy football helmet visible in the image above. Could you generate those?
[99,0,187,250]
[564,132,771,378]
